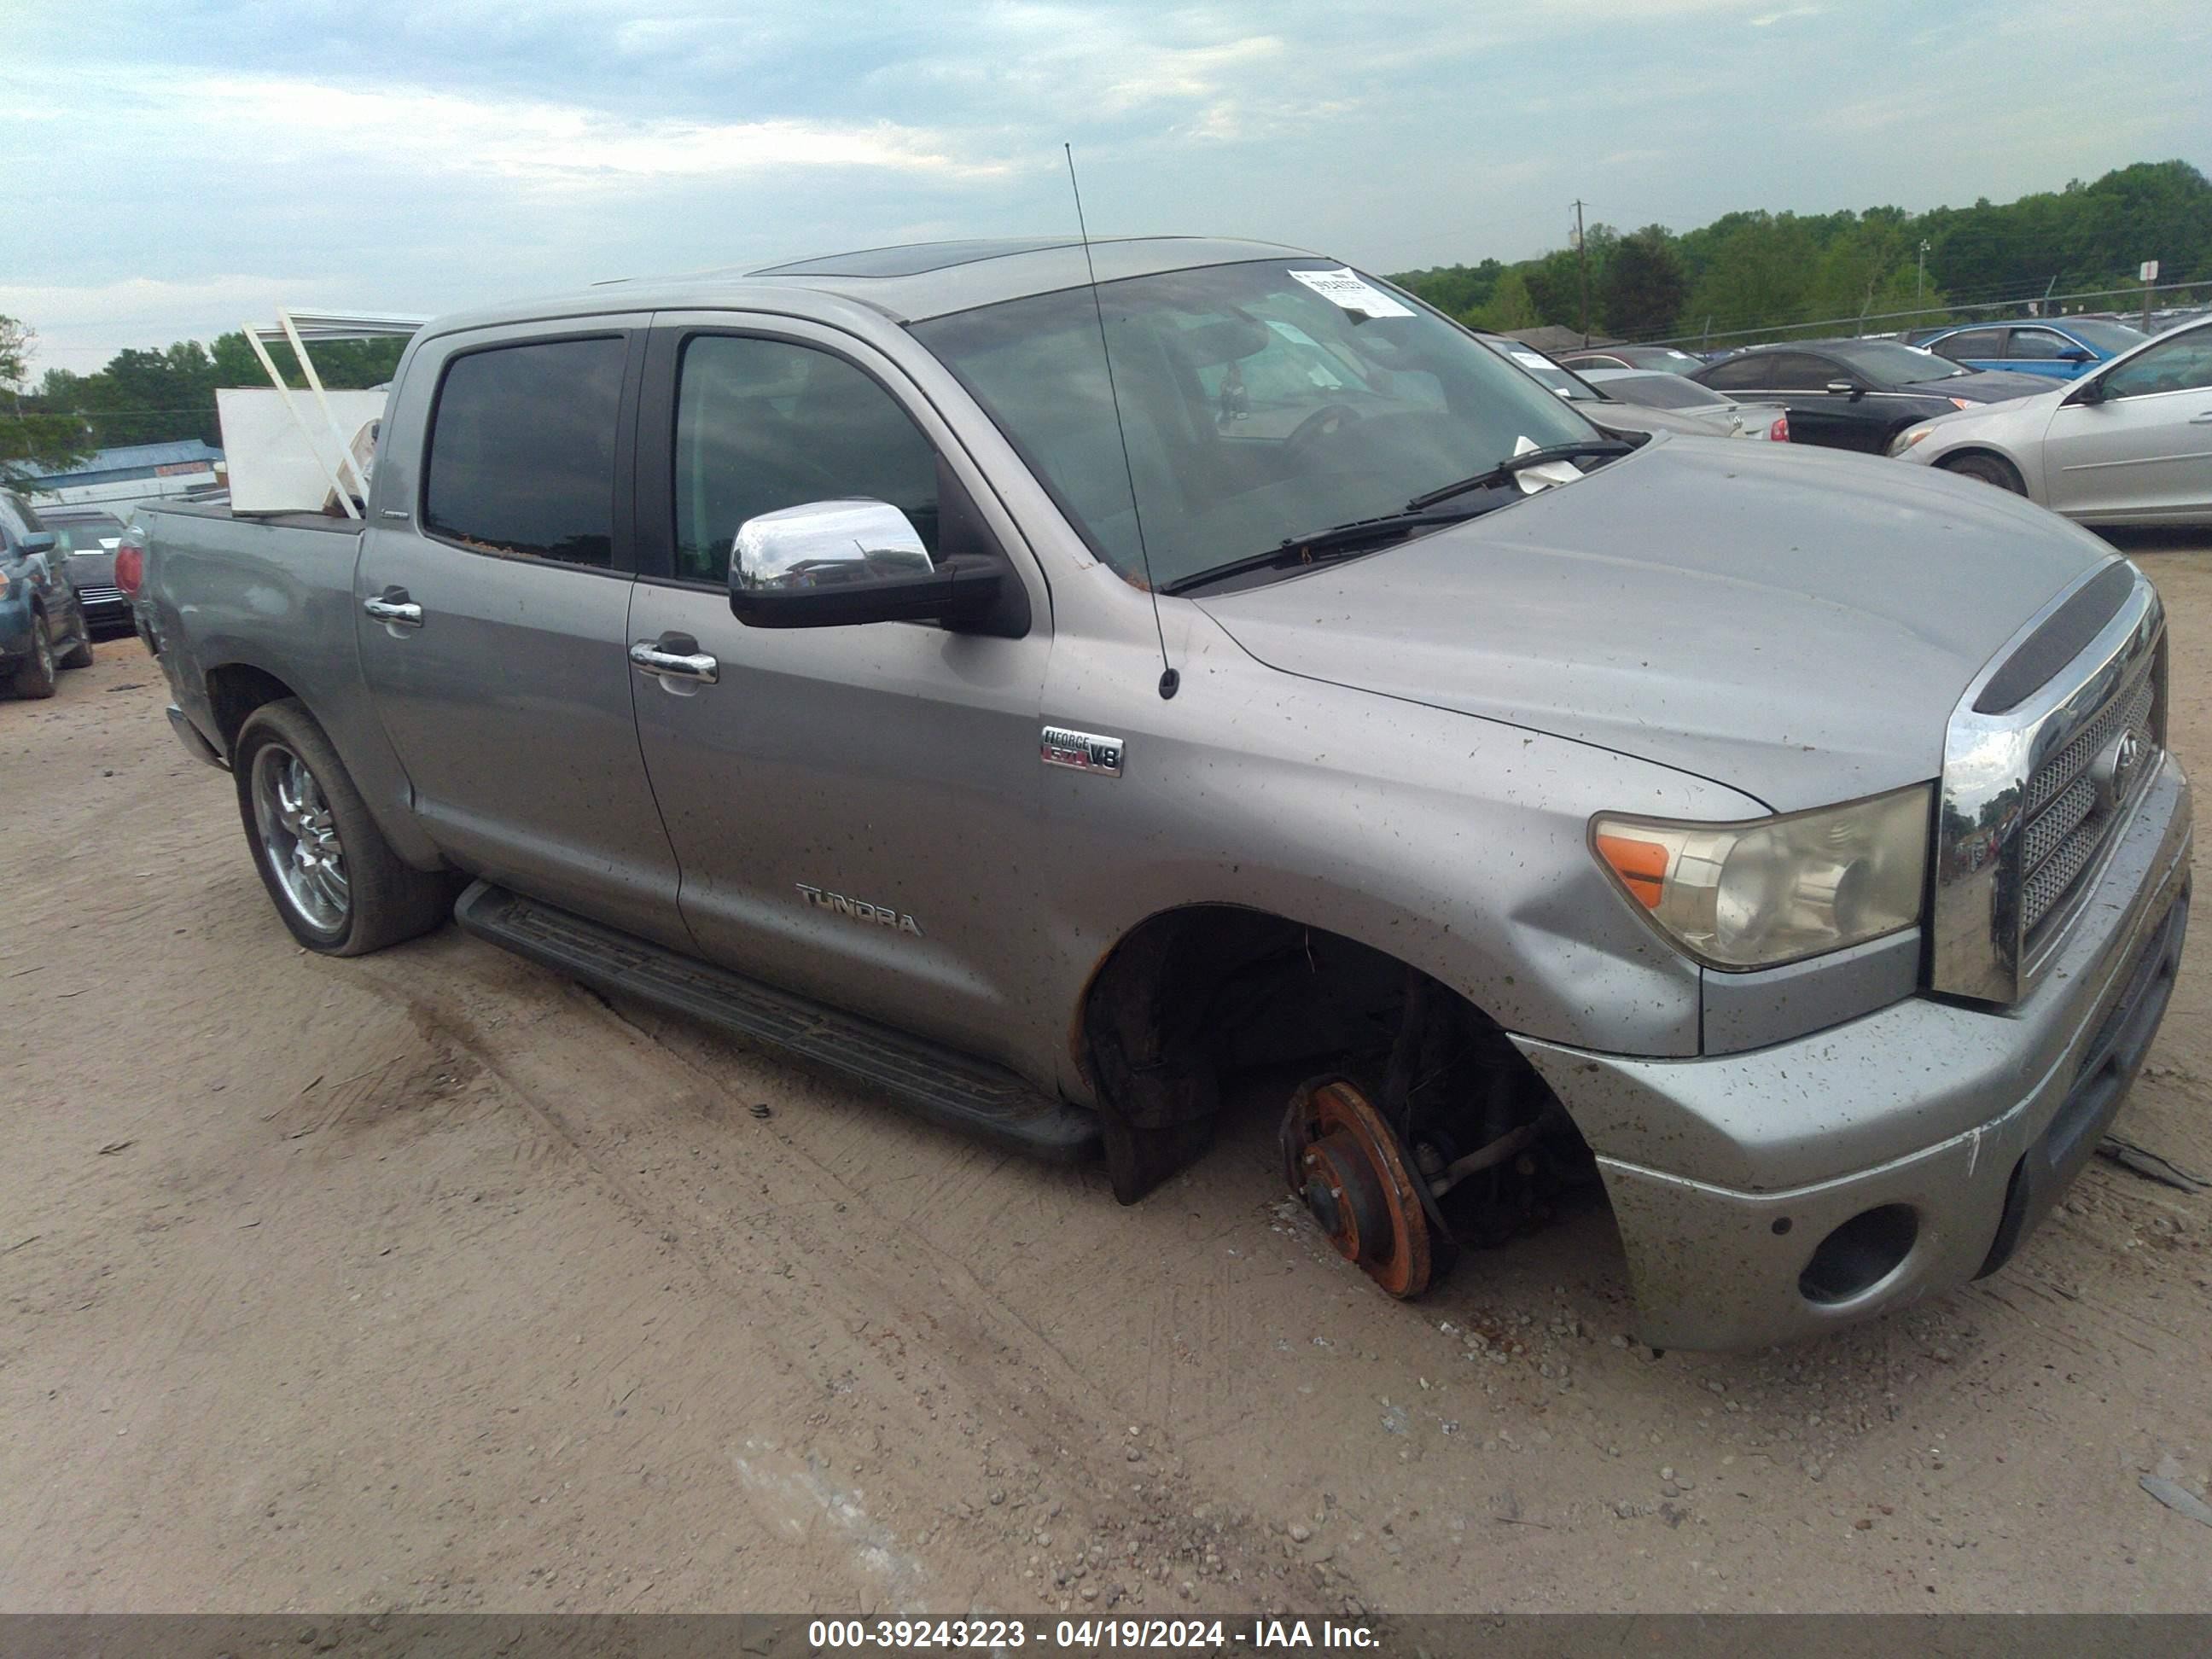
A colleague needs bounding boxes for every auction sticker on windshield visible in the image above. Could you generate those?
[1288,267,1414,317]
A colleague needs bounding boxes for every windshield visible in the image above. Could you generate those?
[2063,318,2147,354]
[911,261,1596,588]
[1829,340,1973,383]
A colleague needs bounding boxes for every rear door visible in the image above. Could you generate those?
[356,318,690,948]
[2042,328,2212,520]
[2002,327,2086,381]
[1931,327,2006,375]
[622,314,1054,1066]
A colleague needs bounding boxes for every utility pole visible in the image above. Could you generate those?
[1916,240,1930,307]
[1572,200,1589,346]
[2141,260,2159,331]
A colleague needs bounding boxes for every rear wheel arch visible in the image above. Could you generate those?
[204,662,304,754]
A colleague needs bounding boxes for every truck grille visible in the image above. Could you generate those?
[2019,653,2160,944]
[1932,564,2164,1004]
[76,585,126,608]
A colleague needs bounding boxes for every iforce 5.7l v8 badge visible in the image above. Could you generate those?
[1040,726,1124,777]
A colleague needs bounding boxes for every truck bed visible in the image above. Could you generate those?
[140,499,363,535]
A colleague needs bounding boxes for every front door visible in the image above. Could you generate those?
[1762,352,1883,451]
[2043,329,2212,520]
[356,322,690,948]
[624,318,1054,1068]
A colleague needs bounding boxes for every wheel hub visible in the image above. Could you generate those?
[1280,1075,1436,1298]
[252,743,350,934]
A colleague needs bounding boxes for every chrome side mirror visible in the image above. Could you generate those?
[732,498,934,592]
[728,498,1016,634]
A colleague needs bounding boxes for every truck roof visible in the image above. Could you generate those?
[419,236,1317,338]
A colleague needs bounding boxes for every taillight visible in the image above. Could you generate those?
[1767,412,1790,443]
[115,538,145,597]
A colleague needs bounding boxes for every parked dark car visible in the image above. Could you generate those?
[1918,317,2147,381]
[37,507,133,632]
[1556,344,1708,375]
[1690,340,2052,453]
[0,489,96,698]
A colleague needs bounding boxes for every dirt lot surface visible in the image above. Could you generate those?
[6,541,2212,1616]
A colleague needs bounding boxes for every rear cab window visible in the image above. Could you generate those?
[423,336,628,568]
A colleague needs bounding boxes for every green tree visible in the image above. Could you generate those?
[1392,259,1505,317]
[1470,270,1540,332]
[1600,226,1688,338]
[13,329,411,464]
[1,317,90,486]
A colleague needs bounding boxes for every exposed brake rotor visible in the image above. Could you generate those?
[1281,1074,1446,1298]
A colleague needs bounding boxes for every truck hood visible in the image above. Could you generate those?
[1196,437,2117,812]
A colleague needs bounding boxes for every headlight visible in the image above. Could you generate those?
[1592,786,1930,969]
[1889,425,1933,457]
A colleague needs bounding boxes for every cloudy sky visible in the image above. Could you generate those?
[3,0,2207,375]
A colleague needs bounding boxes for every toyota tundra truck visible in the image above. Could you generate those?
[132,237,2192,1348]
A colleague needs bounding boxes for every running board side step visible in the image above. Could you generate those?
[453,880,1100,1162]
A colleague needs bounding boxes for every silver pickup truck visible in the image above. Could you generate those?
[136,236,2191,1349]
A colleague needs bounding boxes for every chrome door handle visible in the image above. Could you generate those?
[363,595,422,627]
[628,641,719,684]
[2190,410,2212,424]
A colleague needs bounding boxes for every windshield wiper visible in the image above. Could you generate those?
[1161,504,1495,597]
[1404,439,1635,512]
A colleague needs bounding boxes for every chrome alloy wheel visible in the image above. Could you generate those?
[251,742,349,933]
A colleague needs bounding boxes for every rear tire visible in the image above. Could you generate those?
[59,626,94,670]
[232,698,453,956]
[10,613,57,699]
[1941,452,2026,494]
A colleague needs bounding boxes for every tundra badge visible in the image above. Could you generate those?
[796,884,923,936]
[1041,726,1125,777]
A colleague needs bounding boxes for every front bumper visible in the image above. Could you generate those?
[1516,753,2192,1350]
[75,586,131,625]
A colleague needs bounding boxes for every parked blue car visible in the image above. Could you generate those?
[1,488,96,698]
[1918,317,2149,381]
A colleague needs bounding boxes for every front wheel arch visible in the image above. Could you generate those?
[1936,448,2028,495]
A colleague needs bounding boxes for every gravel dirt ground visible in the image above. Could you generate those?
[5,539,2212,1616]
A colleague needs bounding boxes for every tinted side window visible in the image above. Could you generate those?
[1937,329,2004,358]
[1700,355,1772,391]
[1766,352,1842,388]
[2102,331,2212,399]
[0,496,27,547]
[672,336,940,585]
[424,336,626,568]
[2005,329,2068,360]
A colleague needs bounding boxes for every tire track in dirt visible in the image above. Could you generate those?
[343,946,1357,1616]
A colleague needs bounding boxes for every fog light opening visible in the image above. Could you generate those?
[1799,1205,1918,1305]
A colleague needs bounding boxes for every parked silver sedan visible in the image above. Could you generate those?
[1575,367,1776,439]
[1891,316,2212,525]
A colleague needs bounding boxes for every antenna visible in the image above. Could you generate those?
[1065,143,1179,701]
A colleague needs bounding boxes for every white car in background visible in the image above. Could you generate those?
[1891,315,2212,525]
[1472,335,1777,441]
[1575,366,1778,440]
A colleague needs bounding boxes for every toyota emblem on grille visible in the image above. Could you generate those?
[2093,728,2149,812]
